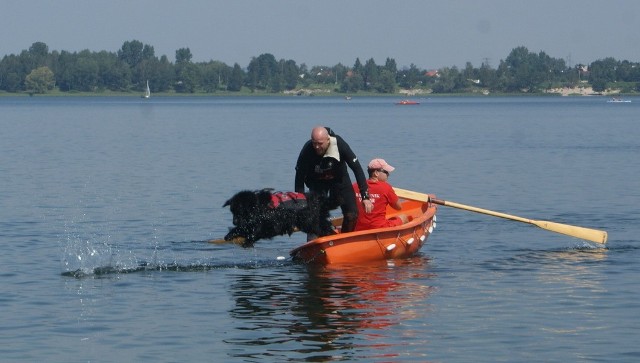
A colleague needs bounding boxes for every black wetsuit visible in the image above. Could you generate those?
[294,129,369,233]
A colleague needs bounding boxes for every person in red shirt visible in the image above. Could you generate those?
[353,158,407,231]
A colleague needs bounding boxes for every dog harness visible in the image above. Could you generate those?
[270,192,307,209]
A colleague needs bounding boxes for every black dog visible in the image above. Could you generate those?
[223,189,334,247]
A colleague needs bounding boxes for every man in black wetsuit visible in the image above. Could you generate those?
[295,126,373,235]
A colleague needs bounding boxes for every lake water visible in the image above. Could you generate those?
[1,95,639,362]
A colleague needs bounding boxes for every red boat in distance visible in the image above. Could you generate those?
[395,100,420,105]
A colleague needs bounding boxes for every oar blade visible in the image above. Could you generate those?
[533,220,608,244]
[208,236,246,244]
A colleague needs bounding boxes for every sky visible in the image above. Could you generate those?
[4,0,640,70]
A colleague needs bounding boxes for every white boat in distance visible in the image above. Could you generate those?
[607,97,631,103]
[142,80,150,99]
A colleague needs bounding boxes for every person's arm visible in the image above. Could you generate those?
[388,186,402,210]
[338,136,368,196]
[390,199,403,210]
[338,135,373,213]
[294,142,310,193]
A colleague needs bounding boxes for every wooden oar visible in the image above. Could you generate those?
[393,187,608,244]
[208,236,246,244]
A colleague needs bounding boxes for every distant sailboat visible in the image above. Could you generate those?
[142,80,150,99]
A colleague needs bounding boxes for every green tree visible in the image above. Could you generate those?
[246,53,279,92]
[432,66,461,93]
[297,63,310,86]
[376,69,396,93]
[73,51,99,91]
[503,46,537,92]
[309,65,333,84]
[535,51,566,90]
[174,48,198,92]
[142,44,155,61]
[56,50,100,92]
[175,63,200,93]
[353,58,363,74]
[618,60,640,82]
[0,54,25,91]
[200,60,229,93]
[589,57,617,92]
[340,71,363,93]
[500,46,567,93]
[118,40,156,88]
[363,58,379,91]
[397,64,421,89]
[478,60,498,90]
[350,58,364,90]
[332,63,347,85]
[135,44,156,88]
[149,55,174,92]
[269,58,288,93]
[384,58,397,75]
[227,63,244,91]
[55,50,74,91]
[27,42,50,69]
[175,47,193,64]
[462,62,478,83]
[564,65,581,88]
[95,50,131,91]
[25,66,55,94]
[118,40,144,68]
[281,59,299,90]
[590,78,608,93]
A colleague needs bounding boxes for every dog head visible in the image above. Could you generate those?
[223,189,273,226]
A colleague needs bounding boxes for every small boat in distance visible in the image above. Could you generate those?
[607,97,630,103]
[142,80,150,99]
[395,99,419,105]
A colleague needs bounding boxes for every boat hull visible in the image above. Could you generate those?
[290,198,437,265]
[395,100,420,105]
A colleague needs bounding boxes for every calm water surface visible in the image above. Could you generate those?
[1,96,639,362]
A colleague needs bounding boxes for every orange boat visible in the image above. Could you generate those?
[290,196,437,265]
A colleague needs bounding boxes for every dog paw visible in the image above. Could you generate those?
[240,240,255,248]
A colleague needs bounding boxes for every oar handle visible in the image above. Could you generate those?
[429,197,531,224]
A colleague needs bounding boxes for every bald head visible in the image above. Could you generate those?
[311,126,328,140]
[310,126,330,155]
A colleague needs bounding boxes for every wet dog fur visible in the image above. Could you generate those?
[223,189,334,247]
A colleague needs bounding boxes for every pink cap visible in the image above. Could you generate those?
[368,158,395,173]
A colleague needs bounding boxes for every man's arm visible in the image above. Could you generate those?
[294,142,310,192]
[338,136,368,196]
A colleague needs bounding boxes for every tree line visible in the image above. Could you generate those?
[2,40,639,95]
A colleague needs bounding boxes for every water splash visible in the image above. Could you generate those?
[61,258,294,278]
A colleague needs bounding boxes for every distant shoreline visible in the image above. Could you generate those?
[0,86,632,98]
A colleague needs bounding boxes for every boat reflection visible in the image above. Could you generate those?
[225,256,436,360]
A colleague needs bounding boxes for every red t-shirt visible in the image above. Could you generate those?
[353,180,400,230]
